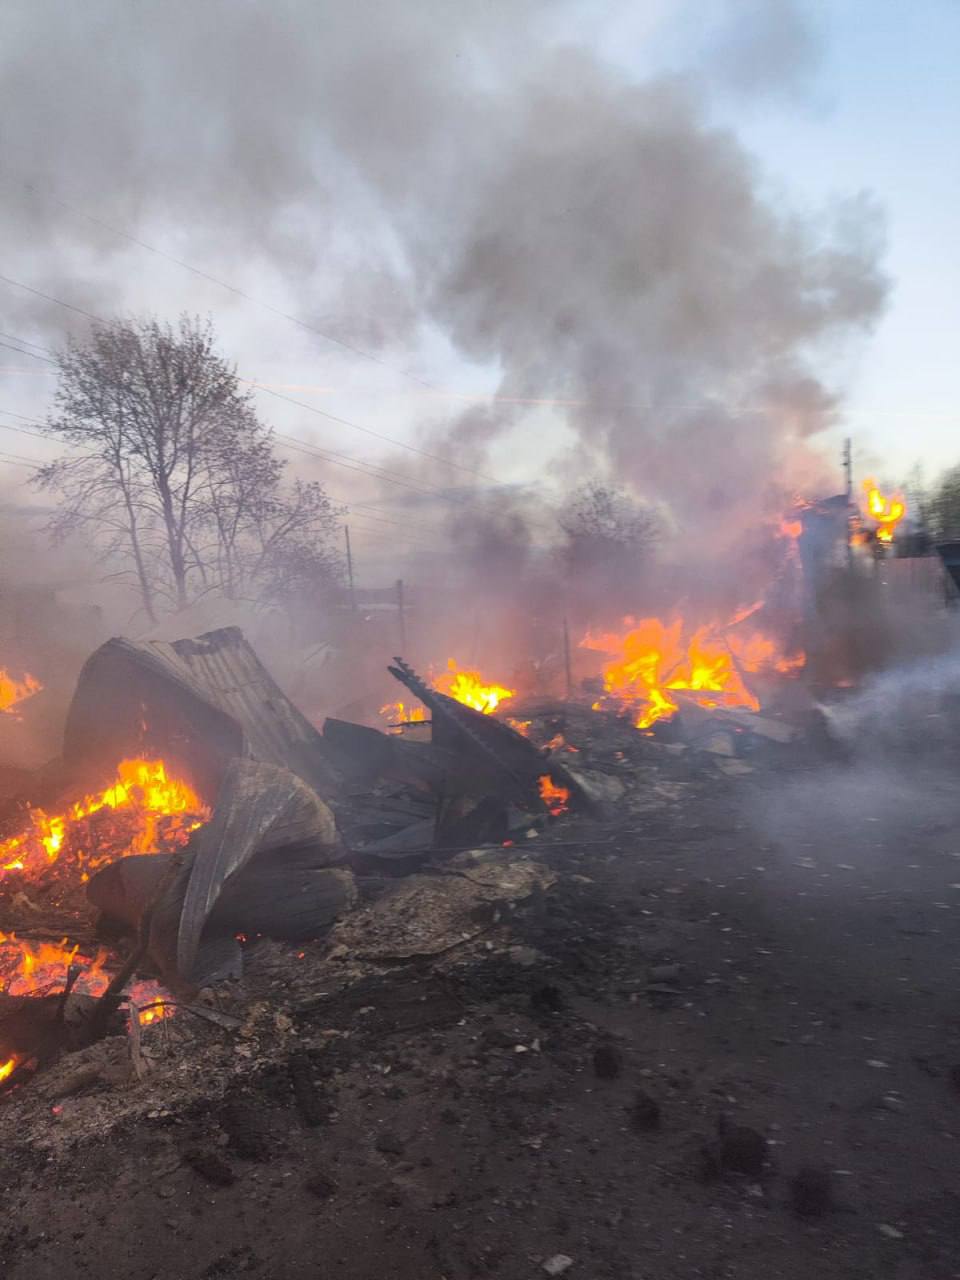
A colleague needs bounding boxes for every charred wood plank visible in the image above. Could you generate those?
[321,718,507,797]
[387,658,585,810]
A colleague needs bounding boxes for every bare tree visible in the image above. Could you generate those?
[35,315,341,621]
[558,481,659,575]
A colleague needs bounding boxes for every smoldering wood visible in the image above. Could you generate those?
[0,991,106,1092]
[62,626,337,801]
[387,657,583,810]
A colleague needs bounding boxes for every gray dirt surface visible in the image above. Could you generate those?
[2,752,960,1280]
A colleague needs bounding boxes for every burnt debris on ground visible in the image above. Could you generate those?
[2,627,959,1278]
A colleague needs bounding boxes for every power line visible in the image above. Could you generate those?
[0,449,41,469]
[348,502,435,532]
[15,189,505,483]
[274,433,452,499]
[0,273,104,324]
[0,396,456,505]
[0,331,55,356]
[0,420,54,444]
[248,380,502,486]
[26,181,435,389]
[0,277,499,493]
[0,338,58,365]
[0,408,46,426]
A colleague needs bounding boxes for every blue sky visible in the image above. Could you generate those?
[662,0,960,483]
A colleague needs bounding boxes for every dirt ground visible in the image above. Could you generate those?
[2,751,959,1280]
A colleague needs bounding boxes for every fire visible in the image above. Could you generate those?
[380,701,428,731]
[380,662,516,727]
[0,757,209,883]
[0,932,172,1033]
[506,718,532,736]
[435,660,515,714]
[0,668,42,716]
[582,613,803,729]
[538,775,570,815]
[0,930,110,997]
[863,479,906,544]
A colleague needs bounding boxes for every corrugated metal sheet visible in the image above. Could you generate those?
[63,626,335,798]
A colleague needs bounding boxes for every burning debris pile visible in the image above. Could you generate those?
[0,670,42,718]
[581,607,804,730]
[0,561,896,1103]
[0,626,587,1095]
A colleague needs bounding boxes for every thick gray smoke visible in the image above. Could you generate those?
[0,0,887,552]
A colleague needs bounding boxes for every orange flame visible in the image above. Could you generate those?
[582,614,803,729]
[863,479,906,544]
[0,757,209,883]
[0,932,172,1036]
[0,1057,14,1082]
[379,701,428,732]
[538,775,570,815]
[0,669,42,716]
[435,660,515,714]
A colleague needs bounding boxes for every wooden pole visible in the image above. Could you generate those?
[396,578,407,654]
[562,615,573,699]
[843,437,854,570]
[344,525,357,612]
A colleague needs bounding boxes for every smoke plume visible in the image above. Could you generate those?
[0,1,888,553]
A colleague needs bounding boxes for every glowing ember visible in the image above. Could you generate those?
[0,757,209,883]
[863,479,906,544]
[538,775,570,815]
[434,660,515,714]
[0,668,42,716]
[380,701,428,732]
[506,718,532,736]
[0,1057,14,1082]
[0,932,172,1023]
[582,614,804,729]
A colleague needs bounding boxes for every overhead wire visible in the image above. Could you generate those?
[247,380,502,485]
[0,279,493,501]
[0,339,58,365]
[0,404,446,546]
[0,331,55,356]
[25,182,436,389]
[0,449,42,469]
[7,187,505,485]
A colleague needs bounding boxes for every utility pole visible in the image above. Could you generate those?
[344,524,357,612]
[396,578,407,654]
[843,437,854,568]
[562,615,573,699]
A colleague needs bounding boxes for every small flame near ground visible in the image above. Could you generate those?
[0,931,173,1083]
[381,659,516,728]
[538,775,570,815]
[0,757,209,882]
[0,669,42,717]
[379,700,428,731]
[862,479,906,544]
[582,610,804,729]
[437,660,514,713]
[0,756,203,1074]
